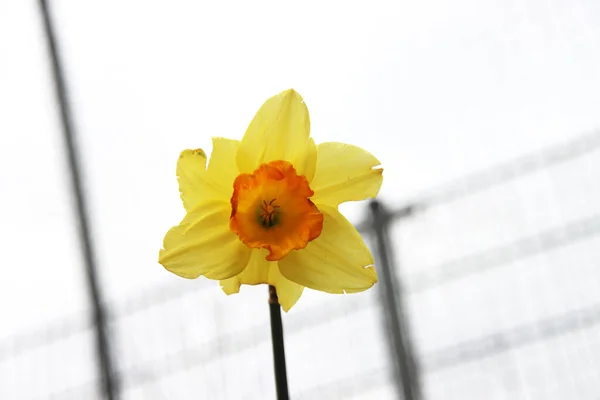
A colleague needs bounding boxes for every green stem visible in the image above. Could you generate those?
[269,285,289,400]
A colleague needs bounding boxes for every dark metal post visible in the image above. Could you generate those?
[370,200,421,400]
[37,1,119,399]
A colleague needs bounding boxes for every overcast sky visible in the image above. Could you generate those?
[1,0,600,399]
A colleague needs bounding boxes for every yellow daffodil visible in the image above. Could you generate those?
[159,89,383,311]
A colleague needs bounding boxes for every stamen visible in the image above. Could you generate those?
[260,198,279,228]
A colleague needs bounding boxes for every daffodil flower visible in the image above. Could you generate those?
[159,89,383,311]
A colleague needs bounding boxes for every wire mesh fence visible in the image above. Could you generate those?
[399,130,600,400]
[2,130,600,399]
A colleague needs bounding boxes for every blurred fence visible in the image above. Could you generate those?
[2,129,600,399]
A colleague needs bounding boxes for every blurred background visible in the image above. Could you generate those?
[2,0,600,399]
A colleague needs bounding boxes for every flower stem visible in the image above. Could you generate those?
[268,285,289,400]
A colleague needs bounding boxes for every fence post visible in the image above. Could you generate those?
[38,1,119,399]
[369,200,421,400]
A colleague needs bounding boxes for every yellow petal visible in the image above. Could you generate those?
[220,249,304,312]
[177,139,238,211]
[298,137,317,183]
[236,89,315,178]
[176,149,211,211]
[272,271,304,312]
[207,137,240,185]
[228,249,270,285]
[159,200,251,280]
[278,205,377,293]
[310,142,383,207]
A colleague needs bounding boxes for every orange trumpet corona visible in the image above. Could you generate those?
[230,160,324,261]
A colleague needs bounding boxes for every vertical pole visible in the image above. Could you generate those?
[269,285,290,400]
[37,1,119,399]
[370,200,421,400]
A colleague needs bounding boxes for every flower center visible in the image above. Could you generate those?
[230,160,324,261]
[259,199,280,227]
